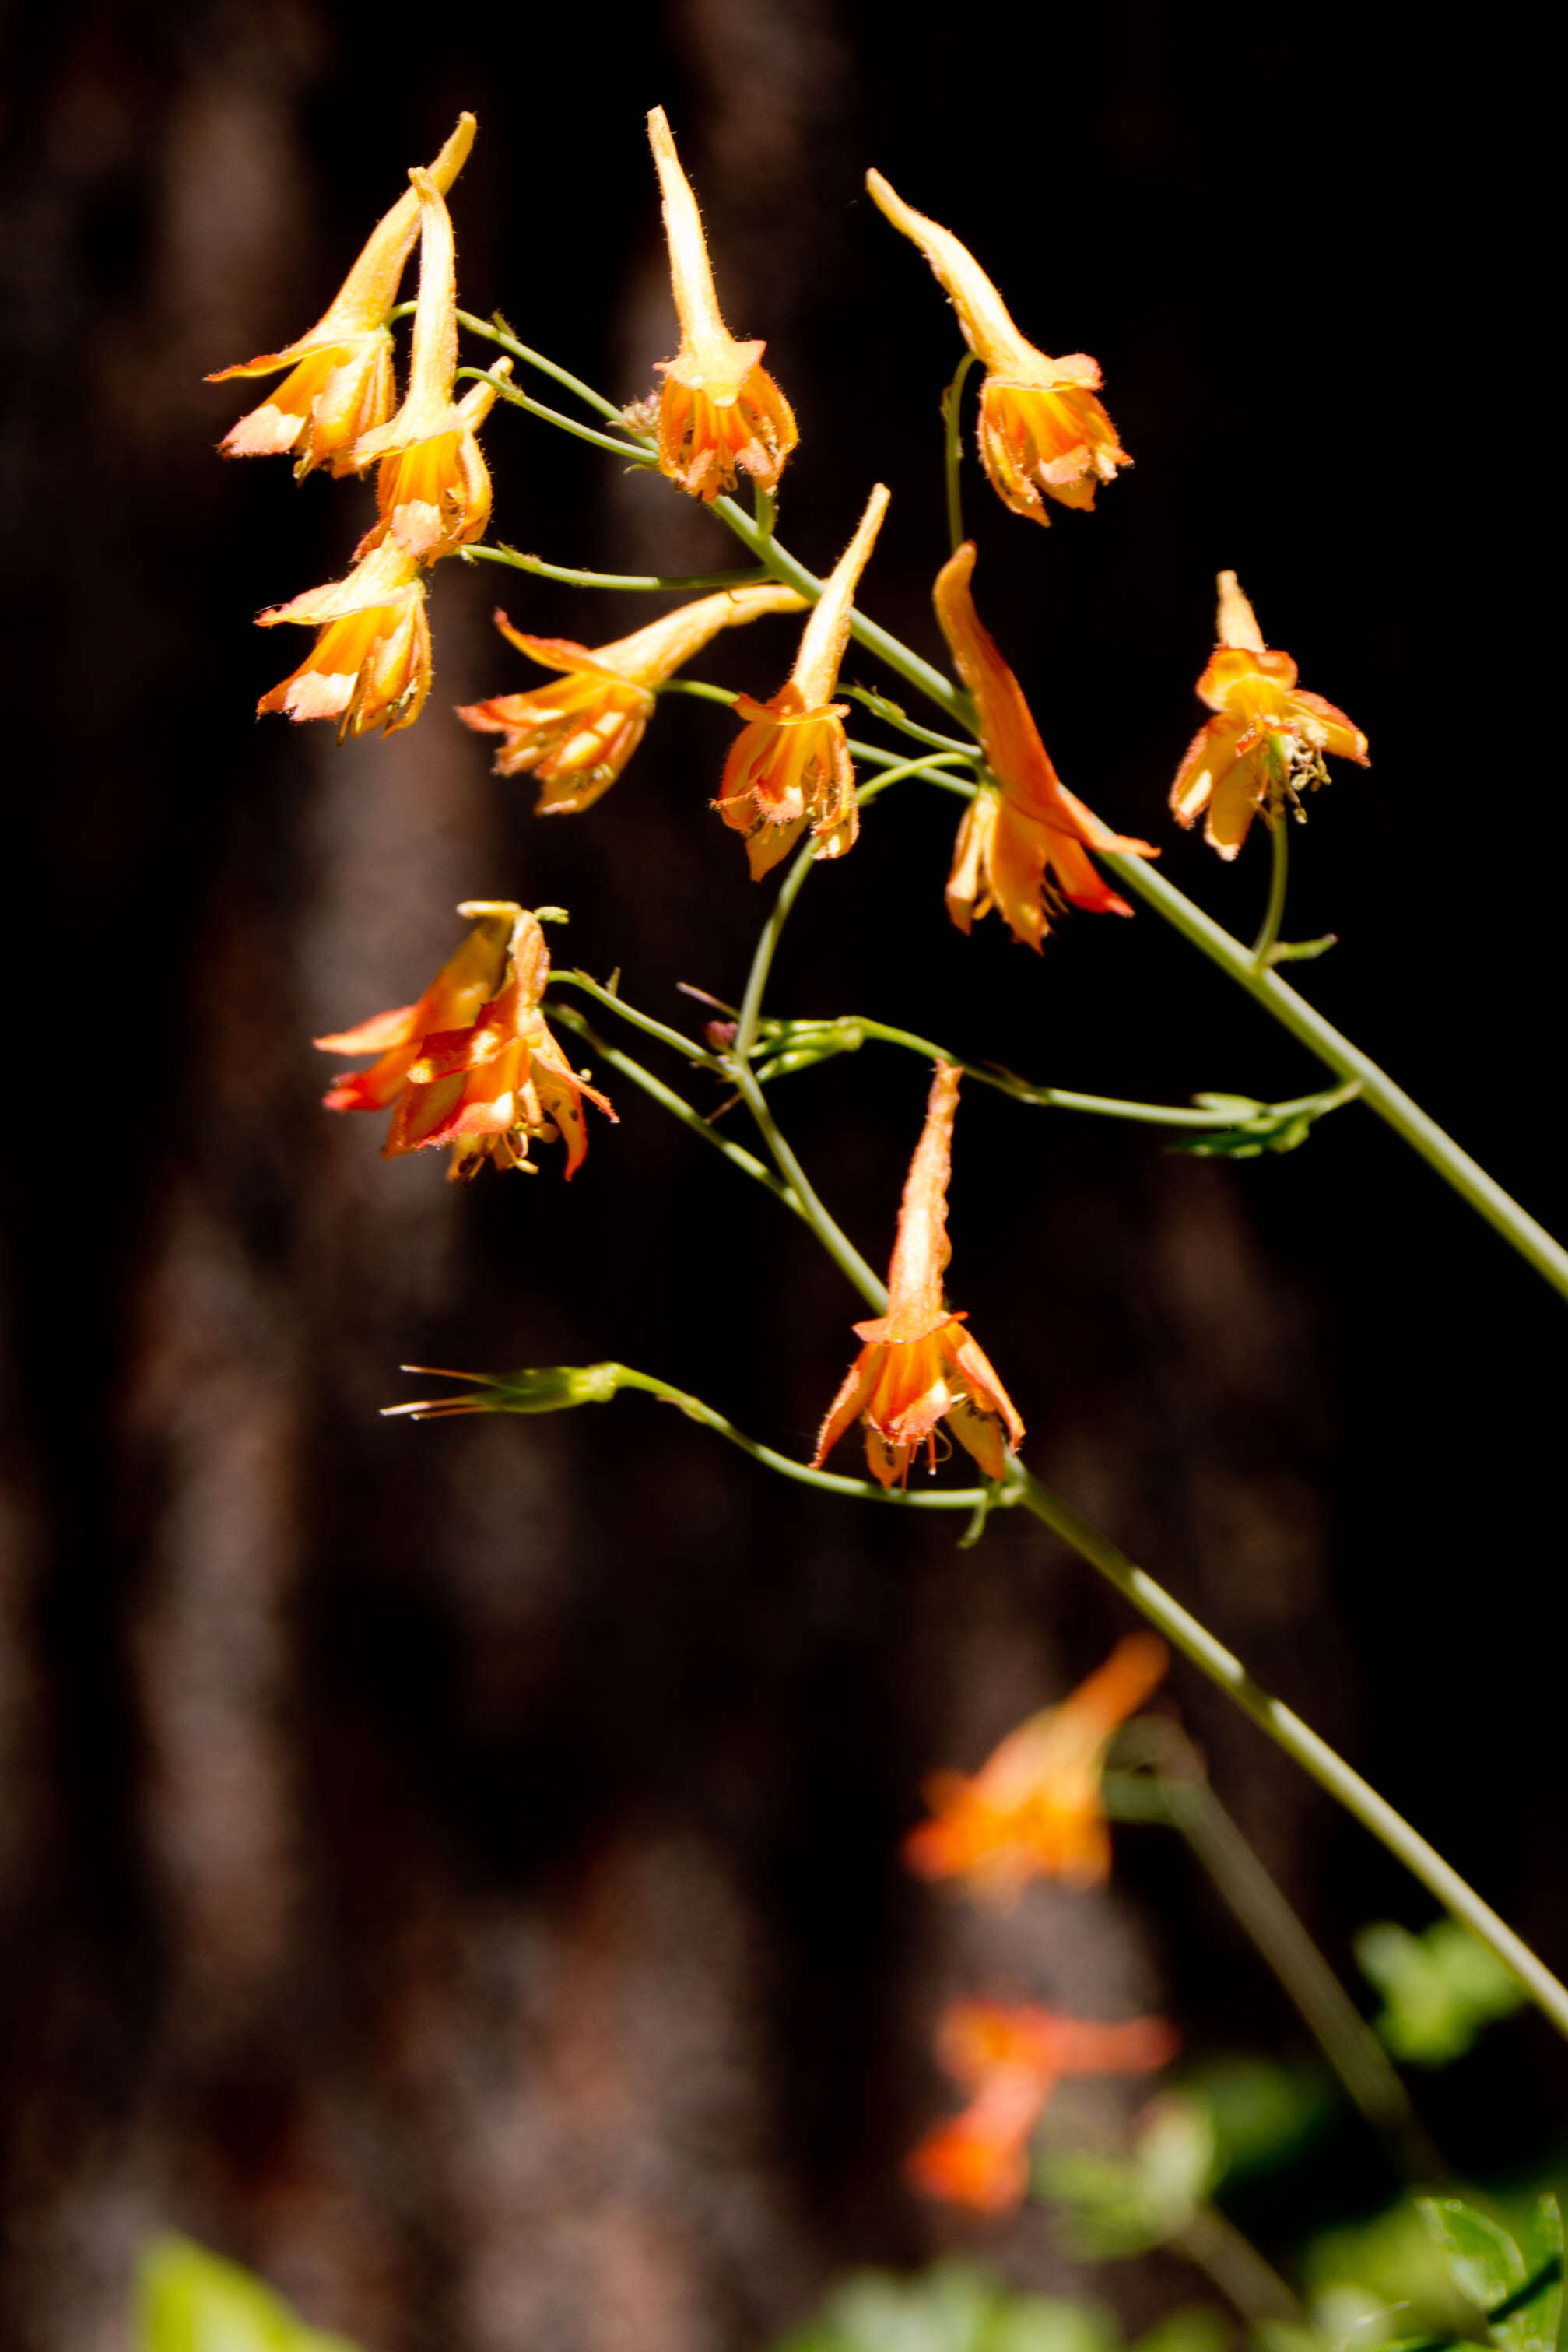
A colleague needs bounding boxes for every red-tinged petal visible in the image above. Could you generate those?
[812,1346,883,1469]
[314,1002,419,1055]
[321,1048,417,1114]
[1044,825,1134,915]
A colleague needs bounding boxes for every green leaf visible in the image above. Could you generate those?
[1039,2098,1214,2259]
[1184,2058,1330,2183]
[1419,2201,1524,2340]
[1356,1921,1526,2066]
[1129,2308,1232,2352]
[1514,2197,1564,2352]
[135,2237,360,2352]
[771,2262,1121,2352]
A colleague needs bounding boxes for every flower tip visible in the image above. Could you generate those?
[1215,569,1266,654]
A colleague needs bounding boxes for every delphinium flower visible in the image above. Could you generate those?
[907,1999,1177,2212]
[717,483,888,877]
[315,903,614,1182]
[935,542,1156,948]
[1171,572,1370,858]
[209,114,475,477]
[867,170,1128,525]
[904,1635,1170,1901]
[256,540,432,738]
[457,582,806,813]
[645,107,798,502]
[346,165,511,562]
[813,1062,1023,1488]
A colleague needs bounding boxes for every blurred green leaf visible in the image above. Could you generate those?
[1356,1922,1526,2066]
[1418,2198,1563,2352]
[1306,2199,1475,2337]
[1516,2197,1564,2352]
[1183,2059,1331,2184]
[135,2237,360,2352]
[772,2262,1120,2352]
[1130,2308,1231,2352]
[1420,2202,1525,2326]
[1040,2097,1215,2259]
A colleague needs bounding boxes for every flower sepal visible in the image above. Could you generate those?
[384,1363,630,1420]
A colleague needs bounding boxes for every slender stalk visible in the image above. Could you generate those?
[1107,1746,1441,2178]
[464,545,769,594]
[840,685,980,758]
[1103,852,1568,1302]
[547,1006,793,1208]
[1251,814,1291,966]
[1012,1459,1568,2039]
[461,367,659,464]
[942,349,977,556]
[733,1061,889,1311]
[456,307,631,424]
[613,1370,987,1508]
[1169,2204,1304,2326]
[551,971,721,1069]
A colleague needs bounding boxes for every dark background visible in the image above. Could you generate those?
[1,2,1562,2345]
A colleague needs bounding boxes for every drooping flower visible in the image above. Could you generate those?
[208,114,475,479]
[907,1999,1177,2212]
[934,542,1156,948]
[717,484,888,878]
[256,539,431,737]
[813,1062,1023,1489]
[904,1635,1170,1901]
[457,581,806,813]
[315,902,615,1183]
[647,107,798,502]
[346,166,510,562]
[867,170,1128,526]
[1171,573,1370,858]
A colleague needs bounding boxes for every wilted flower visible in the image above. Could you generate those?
[813,1062,1023,1488]
[717,483,888,877]
[647,107,798,501]
[904,1634,1170,1900]
[315,902,615,1181]
[458,581,805,813]
[934,542,1155,947]
[256,540,431,737]
[346,166,510,561]
[907,1999,1177,2212]
[867,170,1128,525]
[1171,572,1370,858]
[209,114,475,478]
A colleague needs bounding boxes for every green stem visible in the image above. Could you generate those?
[1103,852,1568,1303]
[733,1058,888,1311]
[942,349,977,556]
[546,1006,793,1208]
[1167,2204,1304,2326]
[1109,1745,1441,2178]
[845,1018,1353,1132]
[613,1369,986,1507]
[1251,813,1290,966]
[456,307,630,423]
[1012,1459,1568,2038]
[551,972,722,1069]
[840,686,980,759]
[464,368,659,464]
[464,545,769,594]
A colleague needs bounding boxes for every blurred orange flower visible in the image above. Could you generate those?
[717,484,888,877]
[1171,572,1370,858]
[867,170,1128,525]
[907,1999,1177,2211]
[934,543,1155,948]
[209,114,475,479]
[904,1634,1170,1901]
[647,107,798,502]
[315,902,615,1182]
[814,1062,1023,1489]
[458,582,805,813]
[346,167,510,562]
[256,540,430,738]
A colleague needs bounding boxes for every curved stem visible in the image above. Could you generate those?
[465,368,659,464]
[464,545,768,593]
[1251,814,1290,966]
[546,1006,793,1207]
[942,349,978,556]
[455,307,630,423]
[1103,851,1568,1302]
[614,1369,984,1505]
[551,972,721,1069]
[1012,1459,1568,2038]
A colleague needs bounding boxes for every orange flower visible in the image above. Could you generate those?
[907,1999,1177,2213]
[934,543,1156,948]
[904,1635,1170,1901]
[209,114,475,478]
[256,540,431,738]
[346,166,510,561]
[867,171,1128,526]
[1171,573,1370,858]
[457,582,806,813]
[647,107,798,502]
[717,484,888,878]
[813,1063,1023,1489]
[315,902,615,1183]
